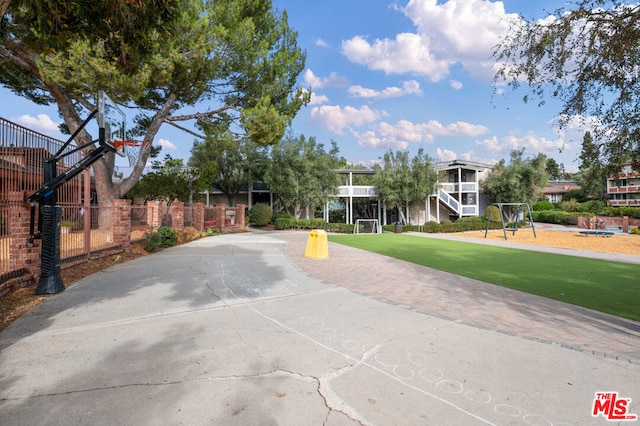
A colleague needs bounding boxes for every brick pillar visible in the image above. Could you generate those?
[193,202,205,231]
[113,199,131,253]
[236,204,246,231]
[172,201,184,230]
[623,216,629,233]
[578,216,588,229]
[147,200,161,230]
[8,191,40,281]
[214,204,225,232]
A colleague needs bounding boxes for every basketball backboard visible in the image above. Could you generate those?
[97,91,126,153]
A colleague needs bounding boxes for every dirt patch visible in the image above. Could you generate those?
[0,243,149,333]
[451,229,640,256]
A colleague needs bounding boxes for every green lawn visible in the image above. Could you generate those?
[328,233,640,322]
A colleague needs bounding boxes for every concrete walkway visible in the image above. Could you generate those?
[1,230,638,425]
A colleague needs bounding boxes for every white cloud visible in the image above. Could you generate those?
[435,148,496,165]
[450,80,463,90]
[354,118,489,150]
[309,104,382,134]
[436,148,458,162]
[157,138,177,150]
[348,80,422,99]
[476,133,566,157]
[341,33,451,81]
[303,69,349,90]
[341,0,521,82]
[14,114,60,135]
[550,114,600,145]
[315,38,329,47]
[352,129,407,150]
[308,92,329,105]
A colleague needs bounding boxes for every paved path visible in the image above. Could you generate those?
[276,230,640,363]
[0,230,638,425]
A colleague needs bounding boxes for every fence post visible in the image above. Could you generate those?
[235,204,246,231]
[8,191,40,282]
[214,204,225,232]
[193,202,205,231]
[147,200,161,230]
[172,201,184,230]
[113,199,132,253]
[622,216,629,233]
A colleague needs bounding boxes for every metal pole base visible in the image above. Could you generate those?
[35,205,65,295]
[35,274,65,295]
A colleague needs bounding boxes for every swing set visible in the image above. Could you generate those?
[484,203,537,240]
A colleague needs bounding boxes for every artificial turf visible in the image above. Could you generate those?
[328,233,640,322]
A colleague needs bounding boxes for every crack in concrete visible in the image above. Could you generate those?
[315,344,380,426]
[0,369,314,402]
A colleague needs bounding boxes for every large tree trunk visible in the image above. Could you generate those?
[53,90,174,230]
[0,0,9,19]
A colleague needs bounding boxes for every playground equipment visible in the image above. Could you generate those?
[484,203,536,241]
[353,218,381,234]
[26,91,139,294]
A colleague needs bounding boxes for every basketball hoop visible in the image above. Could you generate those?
[113,139,145,167]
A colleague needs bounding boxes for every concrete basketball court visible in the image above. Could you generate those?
[0,230,638,425]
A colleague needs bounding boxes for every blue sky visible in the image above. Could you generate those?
[0,0,588,173]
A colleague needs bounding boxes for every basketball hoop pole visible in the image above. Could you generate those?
[26,107,118,295]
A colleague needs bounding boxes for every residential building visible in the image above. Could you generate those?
[426,160,493,223]
[607,164,640,207]
[542,181,581,203]
[200,160,494,226]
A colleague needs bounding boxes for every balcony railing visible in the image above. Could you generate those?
[336,185,378,197]
[440,182,477,193]
[608,199,640,207]
[608,186,640,194]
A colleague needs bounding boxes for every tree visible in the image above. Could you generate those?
[0,0,308,212]
[372,149,439,224]
[545,158,561,181]
[493,1,640,167]
[127,155,195,206]
[576,131,608,201]
[264,134,341,219]
[189,133,268,206]
[482,149,549,219]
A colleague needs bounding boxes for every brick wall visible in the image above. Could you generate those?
[113,199,131,253]
[1,199,247,297]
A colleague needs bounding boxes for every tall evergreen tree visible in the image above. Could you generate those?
[1,0,308,209]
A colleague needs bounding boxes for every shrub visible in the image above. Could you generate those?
[579,200,606,214]
[562,189,587,202]
[176,227,201,245]
[157,226,176,247]
[533,201,554,211]
[630,227,640,235]
[560,198,581,212]
[422,221,440,233]
[274,217,296,230]
[143,231,162,252]
[249,203,273,226]
[534,210,565,224]
[272,211,293,223]
[484,205,501,222]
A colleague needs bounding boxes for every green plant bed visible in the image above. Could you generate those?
[328,233,640,322]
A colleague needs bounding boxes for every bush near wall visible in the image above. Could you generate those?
[249,203,273,226]
[531,210,582,225]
